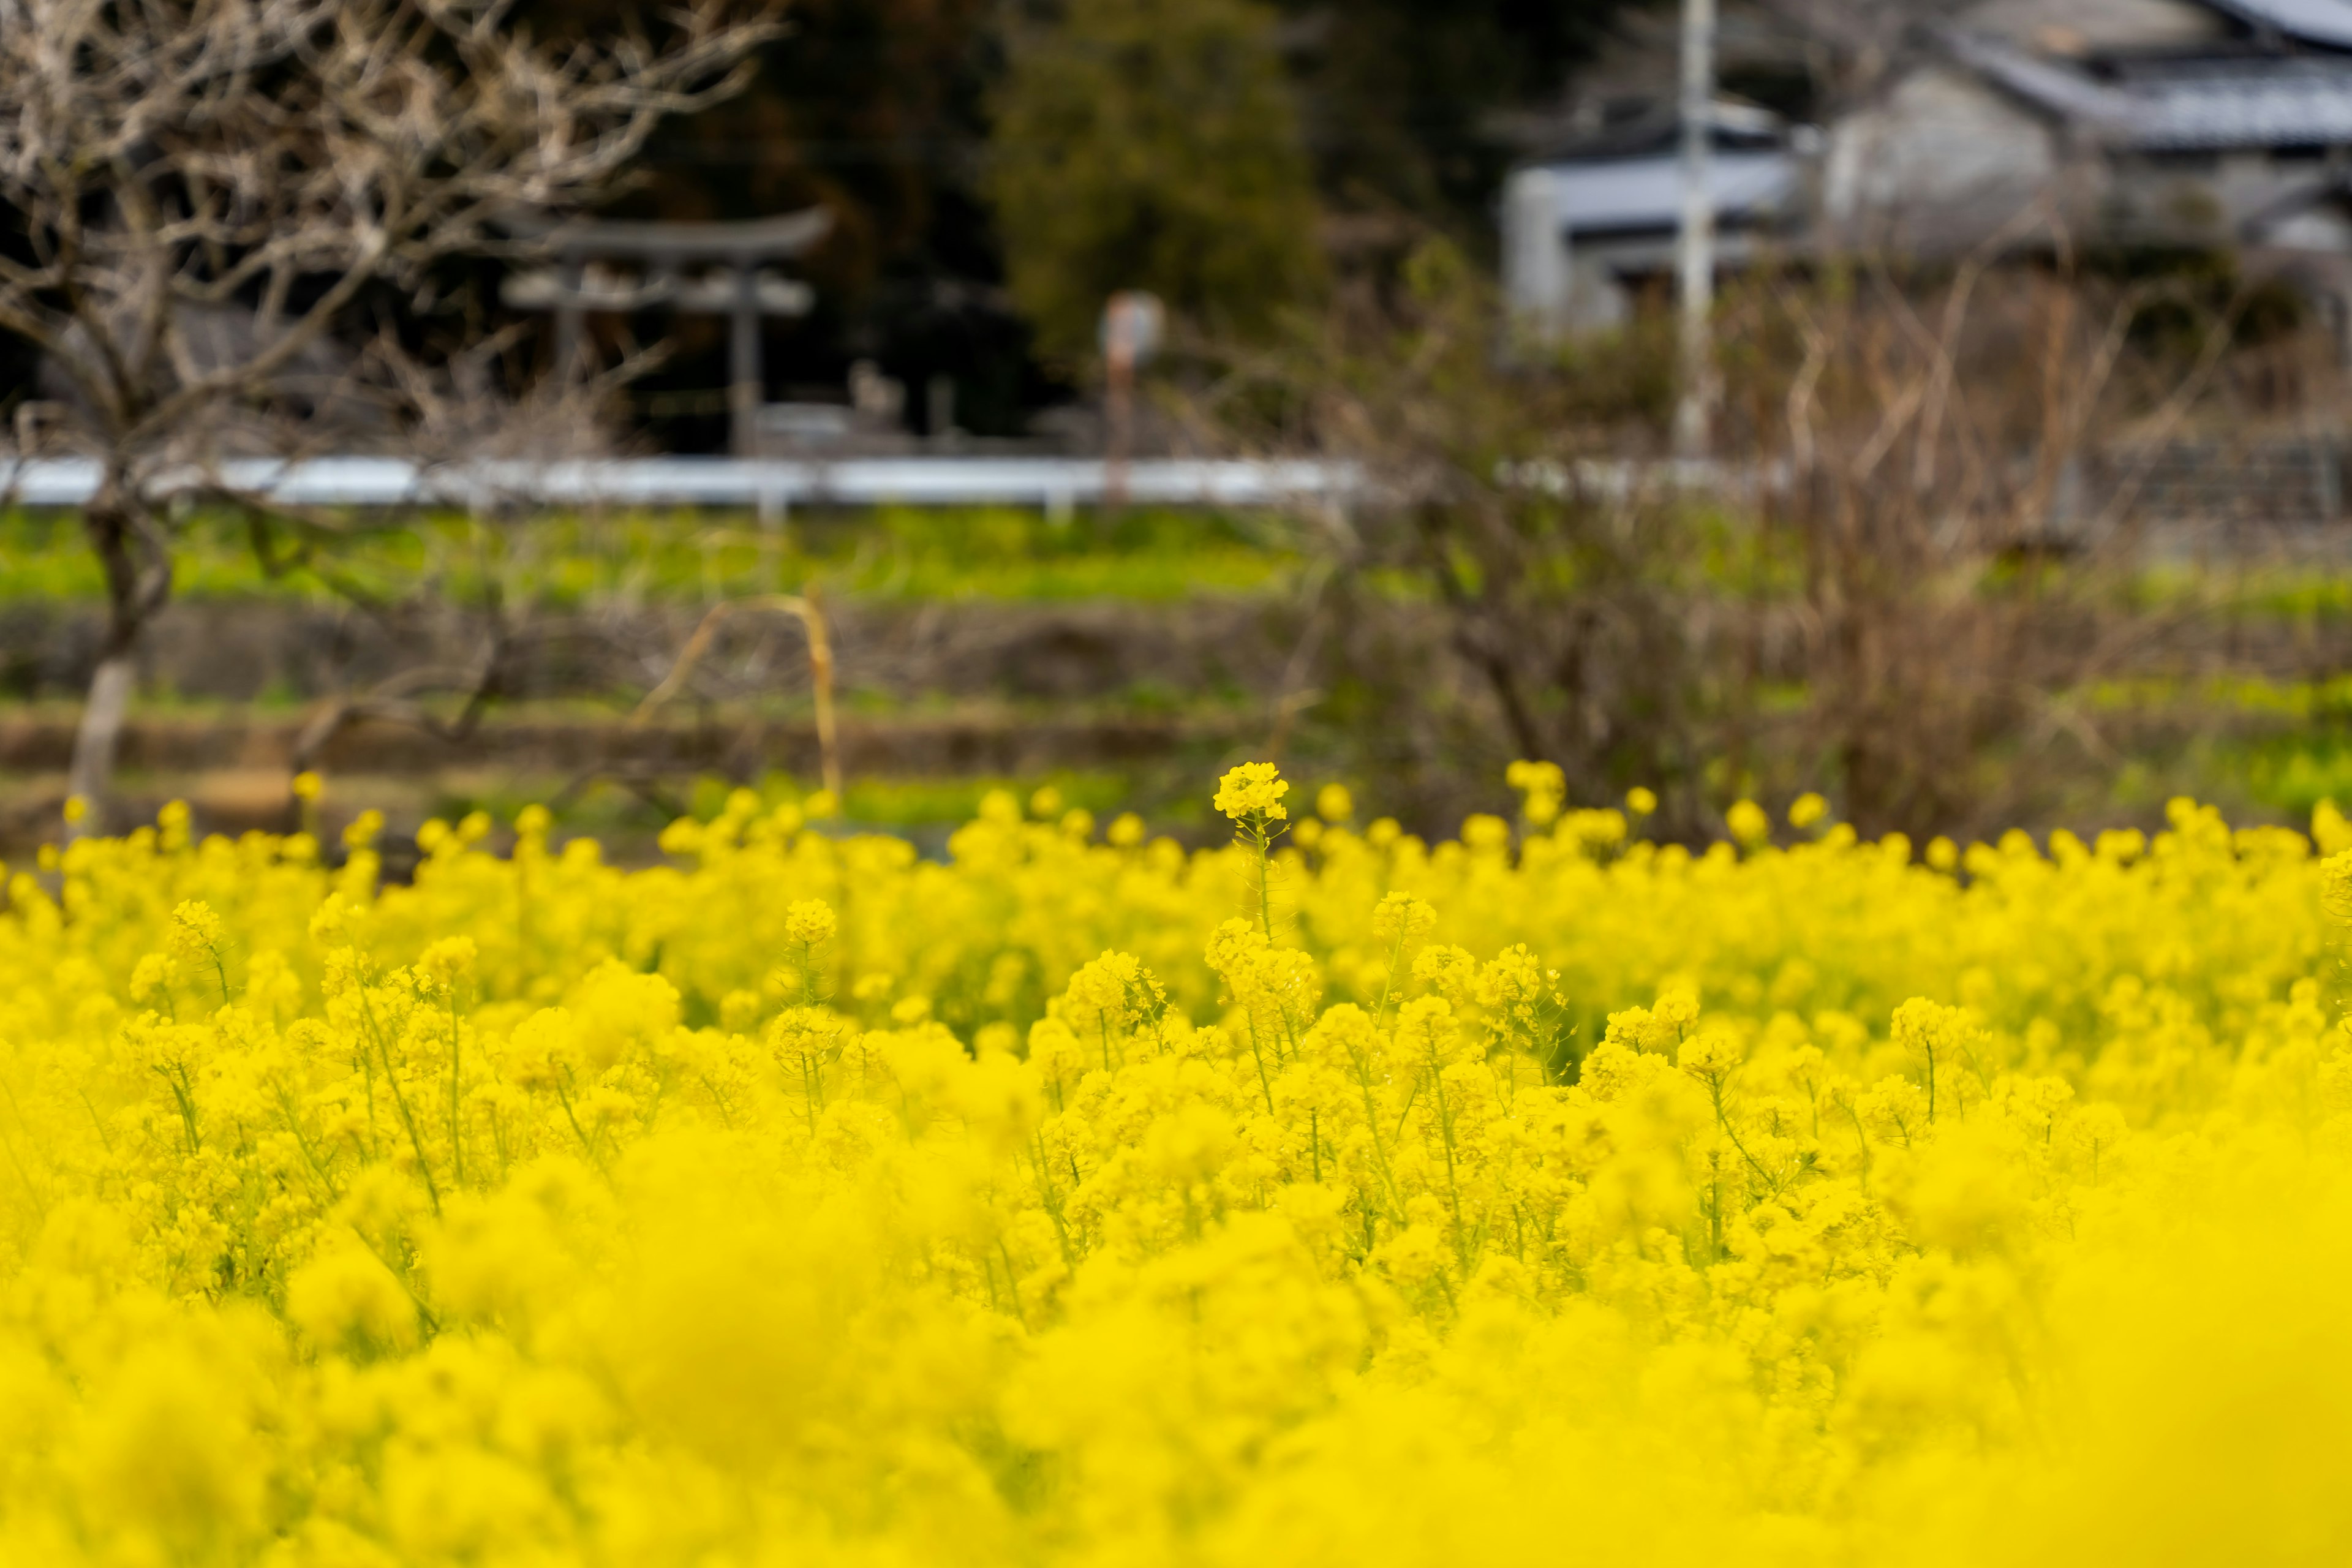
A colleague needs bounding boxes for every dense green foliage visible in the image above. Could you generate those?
[986,0,1326,360]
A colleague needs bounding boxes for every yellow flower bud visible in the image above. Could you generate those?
[785,899,837,947]
[1213,761,1289,824]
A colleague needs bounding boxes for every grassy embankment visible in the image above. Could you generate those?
[11,507,2352,846]
[0,507,1308,850]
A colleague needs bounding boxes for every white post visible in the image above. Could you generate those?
[757,484,787,588]
[1673,0,1717,461]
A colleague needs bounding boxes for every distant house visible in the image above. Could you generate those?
[1505,0,2352,344]
[1501,104,1814,337]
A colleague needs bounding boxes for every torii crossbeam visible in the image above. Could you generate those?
[500,209,833,455]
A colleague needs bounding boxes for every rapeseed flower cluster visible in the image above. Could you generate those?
[2,772,2352,1563]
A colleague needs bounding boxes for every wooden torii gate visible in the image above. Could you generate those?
[500,209,832,455]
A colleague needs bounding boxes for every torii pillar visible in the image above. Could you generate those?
[502,209,833,455]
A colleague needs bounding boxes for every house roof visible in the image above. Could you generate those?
[1945,28,2352,146]
[1525,151,1801,236]
[2132,58,2352,145]
[1941,28,2143,127]
[1532,98,1792,166]
[2199,0,2352,48]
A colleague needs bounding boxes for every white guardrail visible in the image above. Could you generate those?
[0,456,1361,511]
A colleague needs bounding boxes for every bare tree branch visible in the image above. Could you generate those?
[0,0,777,819]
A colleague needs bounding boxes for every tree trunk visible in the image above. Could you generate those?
[66,488,169,833]
[66,652,135,825]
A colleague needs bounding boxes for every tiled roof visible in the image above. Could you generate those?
[1940,29,2141,125]
[2199,0,2352,50]
[1946,30,2352,147]
[1526,151,1801,235]
[2129,60,2352,146]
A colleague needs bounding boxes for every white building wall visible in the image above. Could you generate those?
[1501,168,1571,340]
[1825,67,2065,247]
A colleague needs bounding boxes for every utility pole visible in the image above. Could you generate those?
[1673,0,1717,460]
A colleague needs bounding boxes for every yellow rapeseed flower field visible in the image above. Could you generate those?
[6,766,2352,1564]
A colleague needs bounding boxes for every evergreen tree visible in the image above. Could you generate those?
[987,0,1326,362]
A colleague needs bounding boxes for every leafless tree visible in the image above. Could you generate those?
[0,0,774,818]
[1196,217,2319,842]
[1729,232,2264,837]
[1193,243,1713,832]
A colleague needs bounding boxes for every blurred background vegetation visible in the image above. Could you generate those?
[15,0,2352,864]
[533,0,1621,444]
